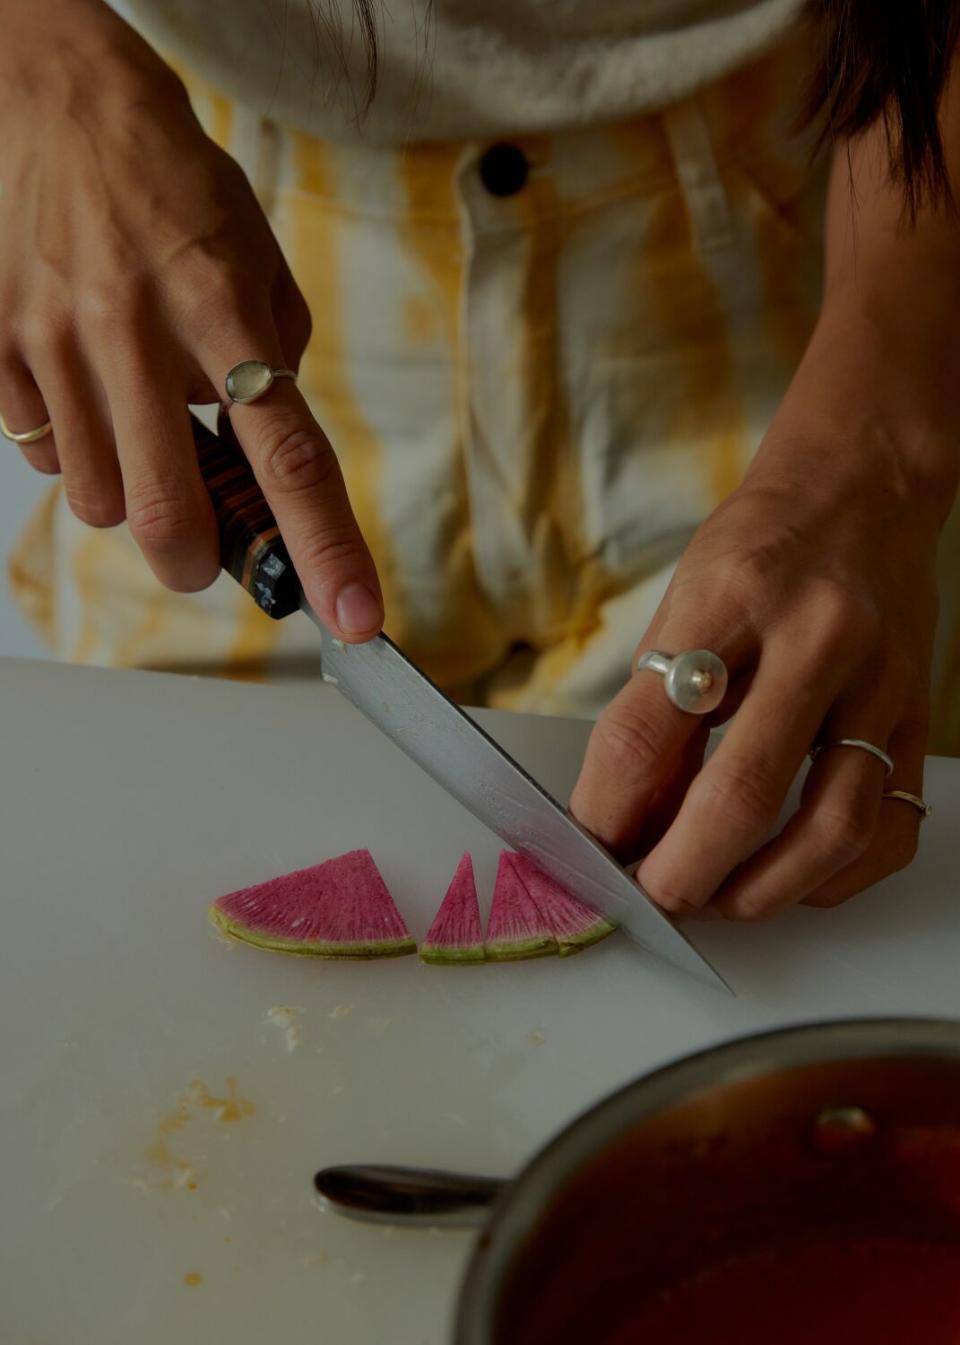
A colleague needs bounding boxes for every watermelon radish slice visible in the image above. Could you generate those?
[209,849,416,959]
[421,854,486,964]
[485,852,559,961]
[508,853,617,956]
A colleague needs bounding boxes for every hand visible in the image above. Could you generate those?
[570,317,956,920]
[0,0,383,639]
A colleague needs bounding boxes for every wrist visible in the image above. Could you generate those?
[754,311,960,521]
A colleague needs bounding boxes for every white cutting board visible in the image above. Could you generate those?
[2,657,960,1345]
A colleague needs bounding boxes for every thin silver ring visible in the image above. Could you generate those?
[222,360,297,409]
[1,412,53,445]
[810,738,894,776]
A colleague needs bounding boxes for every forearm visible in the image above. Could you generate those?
[805,82,960,497]
[753,112,960,517]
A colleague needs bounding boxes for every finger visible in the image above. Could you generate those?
[802,710,926,910]
[570,623,756,859]
[632,722,711,858]
[636,626,855,916]
[0,351,59,474]
[197,309,384,640]
[710,684,901,921]
[99,336,220,592]
[28,340,125,529]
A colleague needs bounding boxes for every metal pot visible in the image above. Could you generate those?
[454,1018,960,1344]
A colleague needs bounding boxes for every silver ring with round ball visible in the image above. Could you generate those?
[635,649,729,715]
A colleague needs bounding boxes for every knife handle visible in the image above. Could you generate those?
[190,411,300,619]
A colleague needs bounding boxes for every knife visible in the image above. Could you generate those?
[192,412,729,992]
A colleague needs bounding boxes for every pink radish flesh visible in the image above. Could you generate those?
[421,853,486,964]
[485,852,559,961]
[210,848,416,958]
[507,853,617,955]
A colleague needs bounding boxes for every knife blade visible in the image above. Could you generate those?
[192,411,729,991]
[304,603,727,990]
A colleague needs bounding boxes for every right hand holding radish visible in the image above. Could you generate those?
[0,0,383,639]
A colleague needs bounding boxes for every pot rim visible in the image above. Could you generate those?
[453,1015,960,1345]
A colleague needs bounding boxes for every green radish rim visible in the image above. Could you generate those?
[210,907,417,959]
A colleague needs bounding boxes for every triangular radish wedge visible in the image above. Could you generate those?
[420,854,485,964]
[485,852,559,961]
[209,849,416,959]
[508,854,617,956]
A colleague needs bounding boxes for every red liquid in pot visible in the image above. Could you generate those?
[614,1238,960,1345]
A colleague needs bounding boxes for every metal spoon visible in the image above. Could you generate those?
[314,1165,507,1229]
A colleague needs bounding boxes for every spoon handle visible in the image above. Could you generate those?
[314,1164,508,1228]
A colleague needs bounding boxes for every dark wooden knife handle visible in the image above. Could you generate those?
[190,411,301,619]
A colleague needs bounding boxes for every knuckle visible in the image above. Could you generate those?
[22,445,61,476]
[803,579,880,657]
[649,879,703,919]
[810,803,874,867]
[17,308,69,356]
[181,267,263,337]
[297,531,368,580]
[126,487,198,548]
[79,278,150,338]
[589,702,665,779]
[692,756,780,840]
[65,480,125,529]
[256,419,338,495]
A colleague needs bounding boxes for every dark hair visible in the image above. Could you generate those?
[803,0,960,214]
[351,0,379,111]
[304,1,380,118]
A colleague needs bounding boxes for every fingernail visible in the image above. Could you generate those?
[335,582,383,635]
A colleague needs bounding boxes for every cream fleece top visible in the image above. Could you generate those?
[115,0,803,143]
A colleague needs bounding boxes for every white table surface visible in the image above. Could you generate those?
[2,656,959,1344]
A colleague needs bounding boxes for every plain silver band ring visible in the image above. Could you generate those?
[1,412,53,445]
[810,738,894,776]
[882,789,932,819]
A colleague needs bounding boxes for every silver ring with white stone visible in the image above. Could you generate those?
[810,738,894,776]
[223,360,297,408]
[635,649,729,715]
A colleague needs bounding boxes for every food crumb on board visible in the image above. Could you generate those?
[139,1080,255,1193]
[303,1250,330,1268]
[173,1164,198,1190]
[329,1002,355,1020]
[183,1272,204,1288]
[528,1029,546,1046]
[265,1005,304,1054]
